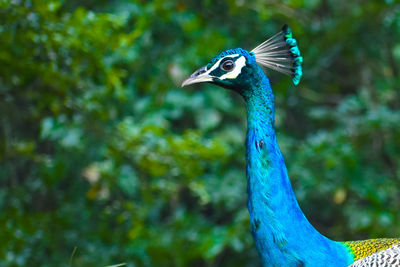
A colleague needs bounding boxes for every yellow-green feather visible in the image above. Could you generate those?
[342,238,400,261]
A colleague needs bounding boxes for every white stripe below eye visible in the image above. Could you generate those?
[220,56,246,80]
[205,54,240,75]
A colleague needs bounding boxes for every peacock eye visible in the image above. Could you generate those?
[220,60,235,72]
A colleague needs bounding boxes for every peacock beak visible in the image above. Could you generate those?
[181,66,214,87]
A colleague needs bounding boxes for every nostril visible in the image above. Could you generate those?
[192,66,207,77]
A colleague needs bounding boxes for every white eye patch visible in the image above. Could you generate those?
[205,54,247,80]
[219,56,246,80]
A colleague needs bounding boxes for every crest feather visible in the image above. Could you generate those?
[251,25,303,85]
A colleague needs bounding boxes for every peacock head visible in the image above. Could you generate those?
[181,25,303,93]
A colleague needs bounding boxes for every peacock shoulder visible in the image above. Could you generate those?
[342,238,400,266]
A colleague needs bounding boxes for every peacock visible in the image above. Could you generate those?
[182,25,400,267]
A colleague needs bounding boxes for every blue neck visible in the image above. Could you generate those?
[242,69,352,267]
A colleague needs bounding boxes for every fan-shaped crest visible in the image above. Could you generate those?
[251,25,303,85]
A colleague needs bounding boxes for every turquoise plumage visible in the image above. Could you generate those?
[182,25,400,266]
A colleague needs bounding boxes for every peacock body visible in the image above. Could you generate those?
[182,25,400,267]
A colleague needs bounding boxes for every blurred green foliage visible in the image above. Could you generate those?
[1,0,400,266]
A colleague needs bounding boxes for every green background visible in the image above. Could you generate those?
[1,0,400,266]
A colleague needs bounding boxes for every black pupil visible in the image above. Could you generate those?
[222,60,234,71]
